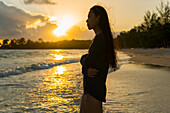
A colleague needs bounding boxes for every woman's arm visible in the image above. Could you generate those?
[80,54,88,66]
[87,67,99,77]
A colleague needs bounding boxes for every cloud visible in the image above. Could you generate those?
[23,0,57,5]
[0,1,58,41]
[0,1,94,41]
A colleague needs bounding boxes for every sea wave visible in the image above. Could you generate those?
[0,59,79,77]
[0,51,132,77]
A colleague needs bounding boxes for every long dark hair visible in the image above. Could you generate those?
[90,5,117,69]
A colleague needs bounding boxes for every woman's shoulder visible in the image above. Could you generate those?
[94,33,106,42]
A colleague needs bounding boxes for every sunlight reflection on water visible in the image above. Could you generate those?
[28,64,82,112]
[2,50,167,112]
[50,50,64,61]
[0,62,83,112]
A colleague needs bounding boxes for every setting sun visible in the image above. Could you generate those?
[50,15,77,37]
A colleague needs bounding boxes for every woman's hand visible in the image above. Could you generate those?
[87,67,99,77]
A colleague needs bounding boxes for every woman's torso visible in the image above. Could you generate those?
[84,33,109,81]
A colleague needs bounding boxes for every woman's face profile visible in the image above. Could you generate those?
[86,10,100,30]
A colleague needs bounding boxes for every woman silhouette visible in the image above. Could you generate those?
[80,5,117,112]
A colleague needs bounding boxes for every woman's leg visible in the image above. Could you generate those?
[86,92,103,113]
[80,93,87,113]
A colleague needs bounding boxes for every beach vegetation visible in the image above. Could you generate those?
[0,38,92,49]
[116,1,170,49]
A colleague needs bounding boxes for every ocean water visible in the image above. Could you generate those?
[0,49,129,77]
[1,49,170,112]
[0,49,130,112]
[0,49,88,77]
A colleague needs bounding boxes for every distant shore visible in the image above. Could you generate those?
[119,48,170,67]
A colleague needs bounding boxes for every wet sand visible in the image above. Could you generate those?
[104,49,170,112]
[119,48,170,67]
[105,63,170,112]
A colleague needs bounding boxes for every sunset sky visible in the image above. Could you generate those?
[0,0,165,42]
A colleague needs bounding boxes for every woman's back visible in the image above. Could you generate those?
[86,33,109,81]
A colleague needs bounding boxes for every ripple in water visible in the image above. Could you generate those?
[0,62,83,112]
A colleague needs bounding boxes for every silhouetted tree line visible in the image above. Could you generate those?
[0,38,92,49]
[115,1,170,49]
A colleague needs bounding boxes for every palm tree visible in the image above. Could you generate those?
[156,1,170,25]
[142,11,158,31]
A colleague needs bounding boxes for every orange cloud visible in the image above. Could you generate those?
[23,0,57,5]
[0,1,58,41]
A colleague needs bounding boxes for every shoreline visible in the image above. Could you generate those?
[119,48,170,67]
[106,63,170,112]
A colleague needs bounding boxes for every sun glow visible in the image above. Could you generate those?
[26,20,41,29]
[49,15,77,37]
[26,20,45,29]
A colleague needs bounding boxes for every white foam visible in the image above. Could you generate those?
[0,59,79,77]
[107,51,132,73]
[0,52,132,77]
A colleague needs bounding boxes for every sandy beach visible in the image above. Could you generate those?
[106,63,170,112]
[105,48,170,112]
[119,48,170,67]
